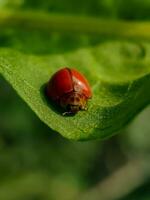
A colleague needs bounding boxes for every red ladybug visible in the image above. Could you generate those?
[46,67,92,115]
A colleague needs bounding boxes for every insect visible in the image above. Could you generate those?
[46,67,92,115]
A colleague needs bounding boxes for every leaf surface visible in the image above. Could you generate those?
[0,41,150,140]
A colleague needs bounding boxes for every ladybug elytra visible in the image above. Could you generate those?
[46,67,92,115]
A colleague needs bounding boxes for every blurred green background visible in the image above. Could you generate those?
[0,0,150,199]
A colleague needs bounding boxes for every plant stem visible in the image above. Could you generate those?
[0,10,150,39]
[77,158,150,200]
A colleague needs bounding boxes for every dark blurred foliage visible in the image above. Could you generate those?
[22,0,150,20]
[0,0,150,199]
[122,181,150,200]
[0,28,105,55]
[3,0,150,20]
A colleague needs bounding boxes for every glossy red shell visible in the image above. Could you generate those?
[47,67,92,101]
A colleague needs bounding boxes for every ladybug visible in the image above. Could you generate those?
[46,67,92,115]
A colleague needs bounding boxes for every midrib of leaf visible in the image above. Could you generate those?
[0,41,150,140]
[0,10,150,39]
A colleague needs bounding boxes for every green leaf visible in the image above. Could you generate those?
[0,41,150,140]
